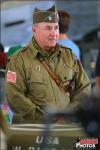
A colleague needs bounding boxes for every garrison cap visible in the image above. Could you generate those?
[33,5,59,23]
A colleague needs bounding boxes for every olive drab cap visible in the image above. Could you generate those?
[33,5,59,23]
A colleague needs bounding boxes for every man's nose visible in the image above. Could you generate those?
[50,30,57,36]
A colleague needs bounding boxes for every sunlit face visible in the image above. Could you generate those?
[32,22,59,50]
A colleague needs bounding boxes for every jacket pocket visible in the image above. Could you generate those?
[59,68,73,83]
[28,71,48,99]
[30,81,47,98]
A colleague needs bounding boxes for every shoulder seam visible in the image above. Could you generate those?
[57,43,72,51]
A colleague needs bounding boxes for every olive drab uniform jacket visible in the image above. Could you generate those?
[6,37,91,123]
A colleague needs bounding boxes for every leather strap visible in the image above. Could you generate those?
[37,52,64,90]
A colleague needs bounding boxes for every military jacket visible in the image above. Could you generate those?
[6,37,91,123]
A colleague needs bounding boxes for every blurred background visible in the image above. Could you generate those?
[0,0,100,102]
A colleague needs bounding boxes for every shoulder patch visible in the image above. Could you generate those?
[6,70,16,83]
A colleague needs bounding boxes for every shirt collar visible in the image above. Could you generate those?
[27,36,61,59]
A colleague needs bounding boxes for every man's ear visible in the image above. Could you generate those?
[32,25,36,33]
[32,24,38,33]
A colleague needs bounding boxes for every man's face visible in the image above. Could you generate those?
[32,22,59,50]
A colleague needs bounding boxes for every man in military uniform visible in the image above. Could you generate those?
[5,5,91,124]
